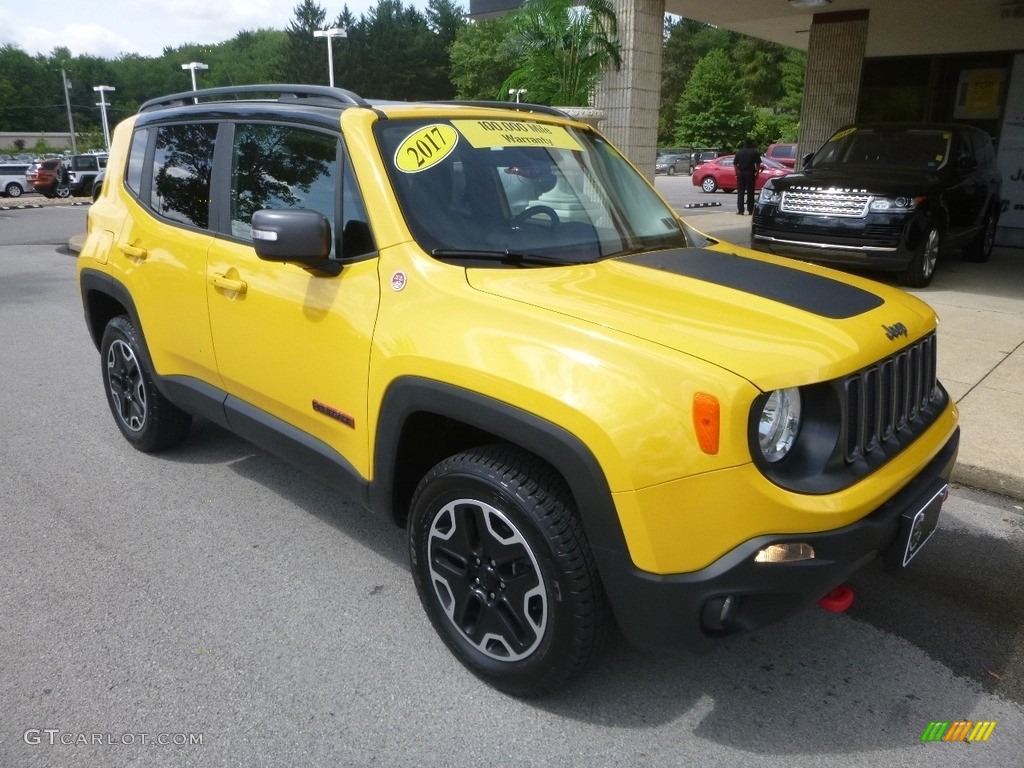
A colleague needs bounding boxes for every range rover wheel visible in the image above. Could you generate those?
[54,183,71,199]
[899,224,940,288]
[963,211,997,264]
[5,182,23,198]
[100,315,192,452]
[408,444,609,697]
[700,176,718,193]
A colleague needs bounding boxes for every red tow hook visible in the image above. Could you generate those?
[818,584,855,613]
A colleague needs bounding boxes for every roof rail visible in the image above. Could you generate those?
[435,101,571,119]
[139,84,371,113]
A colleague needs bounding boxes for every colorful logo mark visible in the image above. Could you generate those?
[920,721,997,743]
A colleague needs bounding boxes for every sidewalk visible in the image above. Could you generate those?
[686,208,1024,501]
[69,214,1024,501]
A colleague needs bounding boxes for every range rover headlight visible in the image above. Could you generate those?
[758,387,802,463]
[758,182,781,205]
[868,195,921,212]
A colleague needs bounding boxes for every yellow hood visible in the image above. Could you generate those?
[466,247,938,392]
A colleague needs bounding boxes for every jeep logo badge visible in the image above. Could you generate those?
[882,322,908,340]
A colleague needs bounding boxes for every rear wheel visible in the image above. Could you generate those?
[5,182,22,198]
[667,166,676,176]
[899,224,940,288]
[54,183,71,199]
[963,211,997,263]
[100,315,192,452]
[408,444,609,697]
[700,176,718,193]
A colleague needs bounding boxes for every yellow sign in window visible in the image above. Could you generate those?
[452,120,582,151]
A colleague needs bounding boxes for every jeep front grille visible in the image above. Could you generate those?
[780,188,871,217]
[842,333,938,462]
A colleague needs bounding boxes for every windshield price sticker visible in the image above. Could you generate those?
[452,120,582,151]
[831,126,857,141]
[394,124,460,173]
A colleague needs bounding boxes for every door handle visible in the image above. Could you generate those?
[211,273,248,294]
[120,242,148,260]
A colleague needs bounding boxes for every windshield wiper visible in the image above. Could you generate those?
[431,248,584,266]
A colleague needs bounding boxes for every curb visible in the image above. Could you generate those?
[951,463,1024,503]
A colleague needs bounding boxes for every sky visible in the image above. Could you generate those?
[0,0,434,59]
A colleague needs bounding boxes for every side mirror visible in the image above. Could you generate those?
[251,209,338,276]
[956,155,978,171]
[802,152,815,169]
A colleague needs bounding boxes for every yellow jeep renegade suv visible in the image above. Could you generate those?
[78,85,959,696]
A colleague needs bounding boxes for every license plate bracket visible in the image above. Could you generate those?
[884,482,947,572]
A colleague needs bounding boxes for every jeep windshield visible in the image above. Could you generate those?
[375,117,690,265]
[808,126,952,172]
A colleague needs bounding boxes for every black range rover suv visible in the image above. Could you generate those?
[751,123,1002,287]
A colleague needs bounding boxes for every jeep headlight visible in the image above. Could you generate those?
[758,388,802,463]
[758,182,781,205]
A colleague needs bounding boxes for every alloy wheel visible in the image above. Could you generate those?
[426,497,547,662]
[106,339,148,432]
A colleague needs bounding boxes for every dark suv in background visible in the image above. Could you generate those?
[751,123,1002,287]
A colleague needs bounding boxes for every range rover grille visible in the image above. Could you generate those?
[842,333,938,462]
[781,188,871,217]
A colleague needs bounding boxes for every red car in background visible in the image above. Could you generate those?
[692,155,791,193]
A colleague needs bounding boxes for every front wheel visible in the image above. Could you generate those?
[100,315,192,452]
[899,224,940,288]
[408,444,609,697]
[54,183,71,199]
[5,182,23,198]
[700,176,718,193]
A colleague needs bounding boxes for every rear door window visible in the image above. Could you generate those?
[151,123,217,229]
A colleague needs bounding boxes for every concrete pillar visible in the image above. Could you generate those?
[594,0,665,180]
[798,10,870,162]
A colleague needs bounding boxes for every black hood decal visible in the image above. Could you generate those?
[623,248,883,319]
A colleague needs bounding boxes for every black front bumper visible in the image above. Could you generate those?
[605,427,959,654]
[750,207,920,271]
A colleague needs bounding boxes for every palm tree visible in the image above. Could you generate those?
[501,0,621,107]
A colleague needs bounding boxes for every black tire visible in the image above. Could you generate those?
[700,176,718,193]
[408,444,609,697]
[5,182,22,198]
[100,315,191,452]
[667,166,676,176]
[54,183,71,199]
[963,211,997,263]
[899,224,940,288]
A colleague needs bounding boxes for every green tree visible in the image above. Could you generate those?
[501,0,621,106]
[450,16,517,100]
[334,0,456,100]
[672,48,752,150]
[659,18,735,145]
[279,0,329,84]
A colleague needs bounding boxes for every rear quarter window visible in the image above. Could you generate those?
[126,129,149,195]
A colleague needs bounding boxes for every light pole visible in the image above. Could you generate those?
[61,69,78,154]
[181,61,209,92]
[508,88,527,103]
[313,28,347,88]
[93,85,115,151]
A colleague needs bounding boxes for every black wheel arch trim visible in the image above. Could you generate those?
[371,377,646,627]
